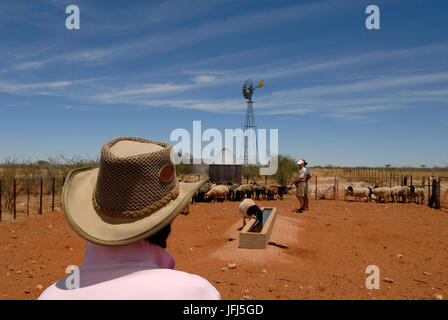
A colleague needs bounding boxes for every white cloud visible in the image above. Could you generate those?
[194,75,216,83]
[5,0,345,72]
[114,84,192,96]
[0,80,72,94]
[0,78,101,96]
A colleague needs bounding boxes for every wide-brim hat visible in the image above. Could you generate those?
[62,137,207,246]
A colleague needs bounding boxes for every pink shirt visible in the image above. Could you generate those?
[38,240,220,300]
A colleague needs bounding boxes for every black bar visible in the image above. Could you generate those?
[27,180,30,216]
[52,177,55,212]
[39,177,43,215]
[13,179,16,219]
[428,177,437,208]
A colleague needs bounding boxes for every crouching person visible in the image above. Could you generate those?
[38,137,220,300]
[238,198,263,232]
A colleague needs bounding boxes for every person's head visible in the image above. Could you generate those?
[61,137,207,247]
[297,159,305,168]
[302,159,308,166]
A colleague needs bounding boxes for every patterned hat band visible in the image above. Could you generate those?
[92,183,179,218]
[91,137,179,218]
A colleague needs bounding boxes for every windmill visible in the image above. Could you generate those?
[242,79,263,164]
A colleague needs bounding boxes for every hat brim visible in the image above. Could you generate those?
[62,166,208,246]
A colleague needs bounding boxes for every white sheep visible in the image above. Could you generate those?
[390,186,403,202]
[235,184,255,199]
[204,185,229,202]
[344,186,372,202]
[238,198,263,230]
[372,187,392,203]
[397,186,411,203]
[410,186,425,204]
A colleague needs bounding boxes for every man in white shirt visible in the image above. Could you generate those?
[292,160,307,213]
[302,160,312,210]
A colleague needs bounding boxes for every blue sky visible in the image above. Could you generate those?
[0,0,447,167]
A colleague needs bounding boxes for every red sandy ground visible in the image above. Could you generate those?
[0,195,447,300]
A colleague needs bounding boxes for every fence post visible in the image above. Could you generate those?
[315,175,318,200]
[39,177,43,215]
[51,177,55,212]
[27,180,30,216]
[428,177,437,208]
[13,179,16,220]
[436,178,441,209]
[334,177,337,200]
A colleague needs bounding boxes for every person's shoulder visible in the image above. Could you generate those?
[38,269,221,300]
[37,283,59,300]
[150,269,221,300]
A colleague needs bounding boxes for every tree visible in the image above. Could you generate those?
[175,154,194,176]
[272,155,297,186]
[242,165,259,179]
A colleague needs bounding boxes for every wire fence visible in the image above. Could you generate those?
[0,173,446,222]
[0,177,65,222]
[309,175,445,210]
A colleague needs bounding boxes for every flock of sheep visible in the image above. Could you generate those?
[193,181,291,203]
[344,185,425,204]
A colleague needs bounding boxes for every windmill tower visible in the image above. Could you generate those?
[242,79,263,164]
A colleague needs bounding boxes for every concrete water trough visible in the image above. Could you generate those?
[238,207,278,249]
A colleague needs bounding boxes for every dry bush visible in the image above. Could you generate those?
[0,154,98,214]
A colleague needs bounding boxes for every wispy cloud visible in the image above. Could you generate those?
[194,75,216,83]
[102,68,448,118]
[78,40,448,119]
[182,42,448,86]
[4,0,347,72]
[3,15,448,121]
[0,80,72,94]
[0,78,101,96]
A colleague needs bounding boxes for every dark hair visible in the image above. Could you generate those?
[145,224,171,248]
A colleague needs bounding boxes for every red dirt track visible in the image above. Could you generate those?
[1,195,447,300]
